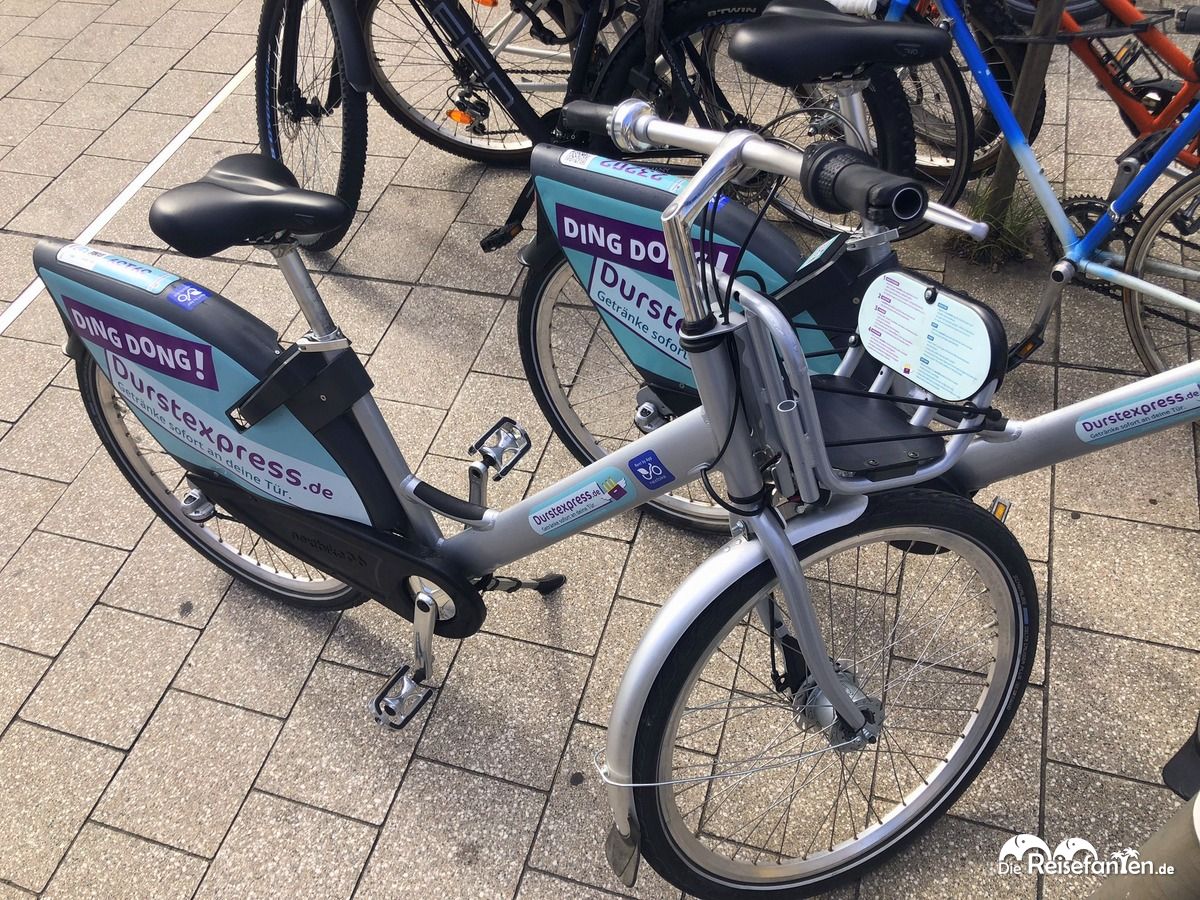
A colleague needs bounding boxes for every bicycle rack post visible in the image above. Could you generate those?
[982,0,1067,227]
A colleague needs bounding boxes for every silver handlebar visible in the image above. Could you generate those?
[604,98,989,241]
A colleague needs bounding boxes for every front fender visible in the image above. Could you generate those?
[331,0,371,92]
[601,493,869,884]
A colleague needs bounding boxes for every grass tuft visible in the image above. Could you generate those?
[947,179,1042,268]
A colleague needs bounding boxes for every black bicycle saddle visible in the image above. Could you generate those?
[149,154,352,258]
[729,0,951,86]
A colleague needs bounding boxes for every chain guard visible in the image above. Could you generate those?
[1042,195,1142,299]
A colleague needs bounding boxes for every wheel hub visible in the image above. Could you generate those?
[279,90,329,140]
[793,664,884,752]
[450,88,491,134]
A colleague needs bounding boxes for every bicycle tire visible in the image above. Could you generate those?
[630,489,1038,897]
[257,0,367,252]
[362,0,575,163]
[79,354,365,611]
[1123,170,1200,374]
[591,0,921,238]
[896,52,975,225]
[518,249,730,532]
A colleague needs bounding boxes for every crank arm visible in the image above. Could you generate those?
[368,589,440,730]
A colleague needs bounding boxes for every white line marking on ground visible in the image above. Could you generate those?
[0,56,257,335]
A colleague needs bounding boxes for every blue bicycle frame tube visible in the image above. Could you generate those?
[1074,100,1200,259]
[889,0,1200,265]
[885,0,1078,246]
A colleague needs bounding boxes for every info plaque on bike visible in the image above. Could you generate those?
[858,272,993,402]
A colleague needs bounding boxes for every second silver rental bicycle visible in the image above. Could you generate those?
[34,98,1200,900]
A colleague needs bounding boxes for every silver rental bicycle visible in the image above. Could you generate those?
[32,99,1200,897]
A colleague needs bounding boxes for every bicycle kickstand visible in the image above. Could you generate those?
[369,590,438,730]
[479,177,536,252]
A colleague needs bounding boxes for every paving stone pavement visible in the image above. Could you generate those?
[0,4,1198,898]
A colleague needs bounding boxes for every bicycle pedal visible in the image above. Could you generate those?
[468,416,531,480]
[989,496,1013,523]
[369,665,434,730]
[480,222,521,252]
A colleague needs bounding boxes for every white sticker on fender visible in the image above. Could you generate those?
[57,243,179,294]
[106,350,370,523]
[560,149,600,170]
[858,272,993,401]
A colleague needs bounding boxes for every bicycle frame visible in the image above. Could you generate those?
[38,95,1200,887]
[885,0,1200,321]
[1061,0,1200,169]
[412,0,610,144]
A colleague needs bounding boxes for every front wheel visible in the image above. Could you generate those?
[1123,171,1200,374]
[79,355,364,611]
[631,490,1038,896]
[257,0,367,251]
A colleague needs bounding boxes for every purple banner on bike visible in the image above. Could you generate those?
[555,204,736,282]
[62,296,219,391]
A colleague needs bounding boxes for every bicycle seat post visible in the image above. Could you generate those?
[270,243,344,346]
[831,79,871,152]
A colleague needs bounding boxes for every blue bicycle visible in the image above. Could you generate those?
[885,0,1200,374]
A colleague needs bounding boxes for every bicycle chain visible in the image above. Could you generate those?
[1040,195,1143,299]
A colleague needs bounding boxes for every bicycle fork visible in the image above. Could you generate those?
[600,116,876,883]
[661,125,868,731]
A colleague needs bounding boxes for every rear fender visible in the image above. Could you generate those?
[528,144,854,397]
[33,239,407,532]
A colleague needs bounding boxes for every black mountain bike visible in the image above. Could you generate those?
[256,0,964,251]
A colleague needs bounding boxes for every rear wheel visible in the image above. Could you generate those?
[895,0,1045,181]
[79,355,363,611]
[897,53,974,219]
[363,0,579,162]
[632,491,1037,897]
[256,0,367,251]
[957,0,1047,176]
[1123,171,1200,373]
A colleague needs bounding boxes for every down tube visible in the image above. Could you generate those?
[437,408,719,576]
[1075,99,1200,260]
[953,361,1200,491]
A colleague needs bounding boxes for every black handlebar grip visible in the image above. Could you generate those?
[561,101,613,134]
[800,142,928,229]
